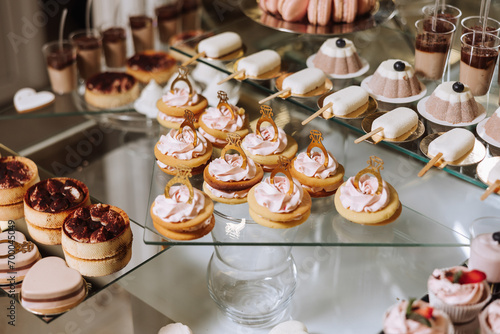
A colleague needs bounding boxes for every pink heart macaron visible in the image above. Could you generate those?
[0,231,41,285]
[21,257,87,315]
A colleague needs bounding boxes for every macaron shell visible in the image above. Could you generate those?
[278,0,309,22]
[21,257,83,300]
[307,0,319,25]
[333,0,344,22]
[343,0,357,23]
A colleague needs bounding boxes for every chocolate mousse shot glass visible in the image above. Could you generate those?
[42,41,77,95]
[460,32,500,96]
[155,1,182,44]
[101,25,127,68]
[70,29,103,81]
[422,4,462,26]
[414,18,456,80]
[129,15,154,53]
[461,16,500,37]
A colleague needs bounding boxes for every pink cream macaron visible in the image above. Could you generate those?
[278,0,309,22]
[332,0,343,23]
[260,0,280,15]
[308,0,332,26]
[343,0,358,23]
[0,231,41,285]
[21,257,87,315]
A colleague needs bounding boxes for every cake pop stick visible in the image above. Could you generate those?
[354,128,384,144]
[217,70,244,85]
[418,153,443,177]
[481,180,500,200]
[302,102,333,125]
[258,88,291,104]
[181,51,206,67]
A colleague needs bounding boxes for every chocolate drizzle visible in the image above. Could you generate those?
[27,178,84,213]
[46,47,75,70]
[0,158,31,189]
[129,15,152,29]
[72,35,101,50]
[64,204,126,243]
[127,52,176,72]
[102,27,126,43]
[86,72,136,93]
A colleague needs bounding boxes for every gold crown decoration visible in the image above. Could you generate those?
[270,156,294,195]
[0,240,35,259]
[216,90,235,120]
[353,155,384,195]
[221,133,247,169]
[170,66,193,95]
[177,110,198,146]
[307,130,329,168]
[256,105,279,142]
[164,167,194,204]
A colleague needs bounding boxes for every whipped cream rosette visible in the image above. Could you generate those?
[151,168,214,240]
[383,299,453,334]
[203,133,263,204]
[241,105,298,172]
[156,67,207,129]
[154,110,213,175]
[199,90,249,148]
[334,156,401,225]
[428,266,491,323]
[291,130,345,197]
[479,300,500,334]
[247,157,311,229]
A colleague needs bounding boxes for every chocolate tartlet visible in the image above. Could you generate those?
[61,204,133,277]
[24,178,90,245]
[0,156,39,220]
[84,72,140,109]
[126,50,177,85]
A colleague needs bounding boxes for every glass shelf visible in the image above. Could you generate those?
[170,13,500,192]
[0,144,165,324]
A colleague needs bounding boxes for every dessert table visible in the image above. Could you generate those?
[1,0,499,333]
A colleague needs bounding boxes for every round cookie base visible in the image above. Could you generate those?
[291,163,345,198]
[156,97,208,117]
[334,182,401,225]
[243,135,298,171]
[84,83,140,109]
[152,214,215,240]
[154,141,213,171]
[202,182,248,204]
[157,114,201,130]
[249,208,310,229]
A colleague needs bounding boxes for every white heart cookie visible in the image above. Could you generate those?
[14,88,55,113]
[269,320,309,334]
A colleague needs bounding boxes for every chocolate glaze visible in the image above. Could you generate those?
[28,178,84,213]
[156,4,180,20]
[64,204,125,243]
[126,52,175,71]
[46,47,75,70]
[461,48,498,69]
[182,0,199,11]
[102,27,126,43]
[0,159,31,189]
[422,18,454,33]
[416,34,451,53]
[85,72,136,93]
[129,15,152,29]
[72,35,101,50]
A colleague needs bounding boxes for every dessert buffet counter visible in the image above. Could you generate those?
[1,0,500,333]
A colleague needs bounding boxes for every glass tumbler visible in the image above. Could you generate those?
[469,216,500,284]
[207,211,299,327]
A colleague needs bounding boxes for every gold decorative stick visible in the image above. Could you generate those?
[270,156,294,195]
[216,90,235,120]
[164,167,194,204]
[220,133,247,169]
[170,66,193,94]
[255,105,279,142]
[353,156,384,195]
[307,130,329,168]
[177,110,198,146]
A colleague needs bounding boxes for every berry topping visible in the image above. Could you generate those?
[393,61,406,72]
[452,82,465,93]
[446,269,486,284]
[493,231,500,243]
[336,38,346,48]
[414,306,434,320]
[405,298,432,328]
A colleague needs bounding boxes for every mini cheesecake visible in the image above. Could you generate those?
[0,156,39,220]
[61,204,133,277]
[24,178,90,245]
[126,50,177,85]
[84,72,140,109]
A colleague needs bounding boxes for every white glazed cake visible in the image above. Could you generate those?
[428,128,475,162]
[322,86,369,117]
[282,68,325,95]
[197,32,242,58]
[372,107,418,139]
[237,49,280,77]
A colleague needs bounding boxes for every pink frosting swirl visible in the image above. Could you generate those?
[162,88,200,107]
[152,185,205,223]
[486,300,500,333]
[383,300,450,334]
[339,175,389,212]
[208,154,257,181]
[254,176,303,213]
[205,183,249,199]
[156,127,208,160]
[242,126,287,156]
[158,112,185,124]
[201,105,246,132]
[428,267,485,306]
[293,151,338,179]
[198,128,228,146]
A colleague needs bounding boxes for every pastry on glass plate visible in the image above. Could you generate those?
[126,50,177,85]
[154,110,213,175]
[203,133,264,204]
[334,156,401,225]
[84,72,140,109]
[241,105,298,172]
[291,130,344,197]
[156,66,208,129]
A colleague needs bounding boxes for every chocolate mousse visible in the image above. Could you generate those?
[70,31,102,80]
[181,0,200,31]
[126,52,176,73]
[102,27,127,68]
[129,15,153,53]
[64,204,126,243]
[26,178,85,213]
[156,3,181,43]
[86,72,136,93]
[44,42,77,94]
[414,19,454,80]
